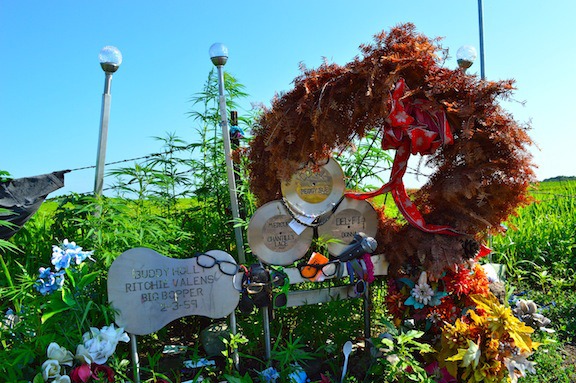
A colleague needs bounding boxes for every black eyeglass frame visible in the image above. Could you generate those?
[194,252,239,276]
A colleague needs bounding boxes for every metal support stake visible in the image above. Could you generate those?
[215,64,246,264]
[363,284,372,354]
[262,307,272,360]
[129,333,141,383]
[94,72,113,195]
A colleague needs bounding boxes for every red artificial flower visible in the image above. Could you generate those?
[443,267,472,298]
[425,361,457,383]
[91,364,115,382]
[70,364,92,383]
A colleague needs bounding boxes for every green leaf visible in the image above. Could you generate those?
[41,305,70,323]
[62,286,76,307]
[78,271,100,289]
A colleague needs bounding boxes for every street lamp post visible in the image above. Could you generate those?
[209,43,248,369]
[477,0,486,79]
[94,45,122,196]
[209,43,246,264]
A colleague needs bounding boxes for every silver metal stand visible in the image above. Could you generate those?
[94,72,113,195]
[129,333,141,383]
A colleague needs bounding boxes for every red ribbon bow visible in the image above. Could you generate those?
[346,78,460,236]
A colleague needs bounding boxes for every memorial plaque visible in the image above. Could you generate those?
[317,197,378,256]
[247,200,313,265]
[107,248,240,335]
[281,158,345,218]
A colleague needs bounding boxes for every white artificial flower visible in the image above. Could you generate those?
[41,359,61,381]
[504,352,536,383]
[82,324,130,364]
[74,344,93,364]
[411,271,434,305]
[47,342,74,367]
[53,375,72,383]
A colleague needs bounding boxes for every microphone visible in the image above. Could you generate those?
[336,232,377,262]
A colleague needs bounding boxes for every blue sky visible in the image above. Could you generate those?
[1,1,575,196]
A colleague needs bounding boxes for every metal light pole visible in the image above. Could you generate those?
[209,42,245,370]
[209,43,246,264]
[477,0,486,79]
[94,45,122,196]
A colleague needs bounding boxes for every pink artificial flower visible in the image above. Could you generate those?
[70,363,92,383]
[425,361,457,383]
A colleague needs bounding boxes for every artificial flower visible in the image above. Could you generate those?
[70,363,92,383]
[82,324,129,364]
[35,267,65,295]
[424,361,457,383]
[41,359,62,381]
[403,272,447,309]
[52,239,93,270]
[74,344,93,365]
[53,375,72,383]
[287,364,308,383]
[504,352,537,383]
[91,364,114,382]
[259,366,280,383]
[47,342,74,367]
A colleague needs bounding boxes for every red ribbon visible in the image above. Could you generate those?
[346,78,460,236]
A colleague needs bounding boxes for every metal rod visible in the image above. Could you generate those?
[262,307,272,360]
[129,333,141,383]
[215,65,246,264]
[229,310,240,370]
[478,0,486,79]
[94,72,114,195]
[363,284,372,354]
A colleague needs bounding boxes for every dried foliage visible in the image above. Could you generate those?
[247,23,536,276]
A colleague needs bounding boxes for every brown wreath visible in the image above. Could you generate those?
[245,23,535,277]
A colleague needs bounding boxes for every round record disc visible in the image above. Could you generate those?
[280,158,346,219]
[247,200,313,266]
[317,197,378,256]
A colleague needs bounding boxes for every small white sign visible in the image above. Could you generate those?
[107,248,240,335]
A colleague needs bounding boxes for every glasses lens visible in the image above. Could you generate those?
[271,272,286,287]
[355,280,366,295]
[299,264,320,279]
[322,262,338,277]
[274,292,287,308]
[197,253,216,269]
[219,261,239,276]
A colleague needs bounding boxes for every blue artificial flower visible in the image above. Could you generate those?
[260,367,280,383]
[51,239,93,269]
[288,365,308,383]
[51,247,72,271]
[35,267,65,295]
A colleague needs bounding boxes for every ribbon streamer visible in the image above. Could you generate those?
[346,78,460,236]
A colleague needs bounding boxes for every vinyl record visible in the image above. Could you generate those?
[317,197,379,256]
[247,200,313,266]
[280,158,346,221]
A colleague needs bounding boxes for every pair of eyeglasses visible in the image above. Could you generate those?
[270,269,289,309]
[194,252,239,276]
[296,260,340,279]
